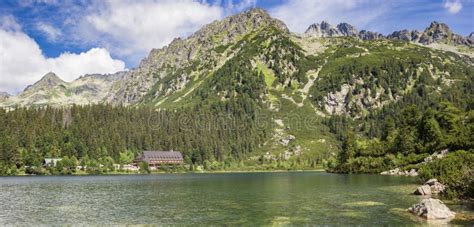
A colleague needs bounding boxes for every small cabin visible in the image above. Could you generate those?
[134,151,184,167]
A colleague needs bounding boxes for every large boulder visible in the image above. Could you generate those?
[422,179,446,194]
[414,185,432,195]
[409,198,455,220]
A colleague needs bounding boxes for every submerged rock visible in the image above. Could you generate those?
[408,198,455,220]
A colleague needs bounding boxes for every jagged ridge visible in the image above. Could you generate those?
[304,20,473,47]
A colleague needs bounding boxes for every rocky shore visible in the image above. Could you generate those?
[380,149,450,176]
[414,178,446,196]
[409,178,455,221]
[381,167,418,176]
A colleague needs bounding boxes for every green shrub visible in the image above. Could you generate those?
[139,162,150,174]
[418,150,474,199]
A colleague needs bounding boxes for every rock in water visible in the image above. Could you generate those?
[414,185,432,195]
[409,198,455,220]
[418,179,446,195]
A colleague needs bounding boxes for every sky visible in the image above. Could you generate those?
[0,0,473,94]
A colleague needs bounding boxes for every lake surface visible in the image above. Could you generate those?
[0,172,472,225]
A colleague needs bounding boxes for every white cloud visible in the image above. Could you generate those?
[268,0,392,33]
[45,48,125,81]
[78,0,224,65]
[0,15,22,32]
[0,18,125,94]
[36,22,62,42]
[223,0,257,14]
[444,0,462,14]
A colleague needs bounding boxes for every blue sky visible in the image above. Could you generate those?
[0,0,473,94]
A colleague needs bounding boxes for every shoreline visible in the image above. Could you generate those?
[2,168,327,177]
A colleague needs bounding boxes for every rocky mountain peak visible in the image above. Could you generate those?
[303,20,471,47]
[419,21,453,44]
[112,7,289,105]
[305,21,342,38]
[358,30,384,40]
[337,23,358,36]
[24,72,65,92]
[305,21,382,40]
[141,7,288,69]
[468,32,474,45]
[320,21,331,29]
[426,21,451,32]
[0,91,10,99]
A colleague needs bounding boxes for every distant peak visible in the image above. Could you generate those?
[0,91,10,98]
[42,72,60,80]
[305,21,358,38]
[38,72,64,84]
[320,21,331,28]
[24,72,65,92]
[245,7,269,16]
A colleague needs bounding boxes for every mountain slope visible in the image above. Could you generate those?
[3,9,472,109]
[0,8,472,172]
[107,8,288,105]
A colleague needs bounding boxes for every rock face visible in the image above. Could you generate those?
[387,29,422,42]
[409,198,455,220]
[468,32,474,45]
[305,21,345,38]
[389,22,472,47]
[358,30,384,40]
[337,23,358,36]
[304,21,388,41]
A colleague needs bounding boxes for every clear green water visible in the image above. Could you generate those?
[0,172,472,225]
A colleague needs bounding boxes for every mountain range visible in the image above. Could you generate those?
[0,8,473,181]
[304,20,474,46]
[1,8,472,109]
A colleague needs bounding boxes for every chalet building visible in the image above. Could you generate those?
[134,151,184,167]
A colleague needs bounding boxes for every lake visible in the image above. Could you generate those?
[0,172,472,225]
